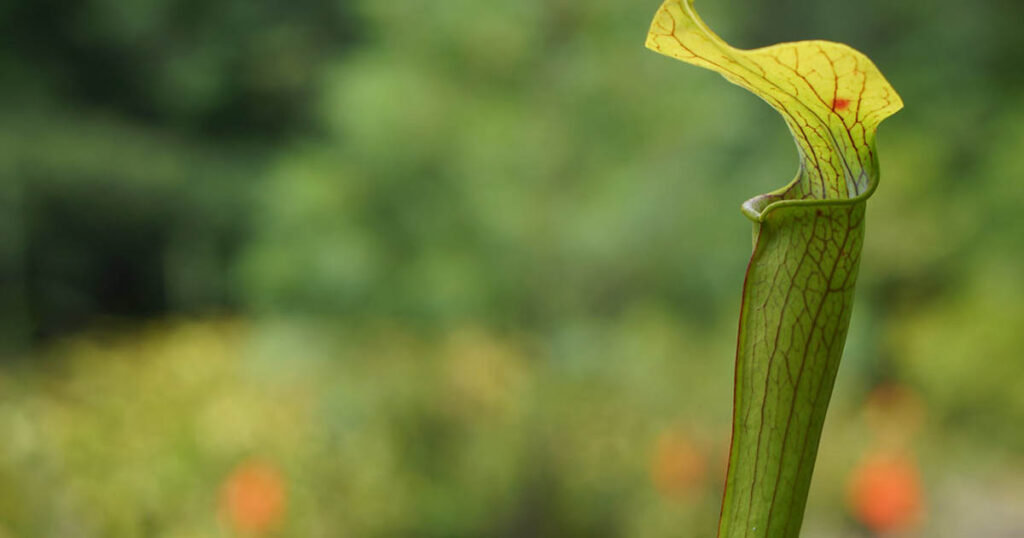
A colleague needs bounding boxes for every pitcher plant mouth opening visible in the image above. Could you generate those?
[644,1,902,537]
[739,169,879,223]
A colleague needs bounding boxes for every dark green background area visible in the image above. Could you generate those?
[1,0,1022,536]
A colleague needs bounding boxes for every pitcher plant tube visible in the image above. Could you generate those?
[644,1,903,537]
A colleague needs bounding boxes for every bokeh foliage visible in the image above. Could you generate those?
[1,0,1023,536]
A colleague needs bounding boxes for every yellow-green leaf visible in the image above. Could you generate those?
[645,1,902,537]
[647,0,902,204]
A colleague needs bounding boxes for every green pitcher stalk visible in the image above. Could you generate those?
[644,1,903,536]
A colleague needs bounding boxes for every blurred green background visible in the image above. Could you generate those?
[1,0,1023,536]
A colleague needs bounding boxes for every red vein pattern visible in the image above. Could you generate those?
[645,2,902,537]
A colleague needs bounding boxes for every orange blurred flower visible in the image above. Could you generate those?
[650,428,707,499]
[220,459,287,534]
[848,453,923,534]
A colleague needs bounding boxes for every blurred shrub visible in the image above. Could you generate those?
[0,317,734,536]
